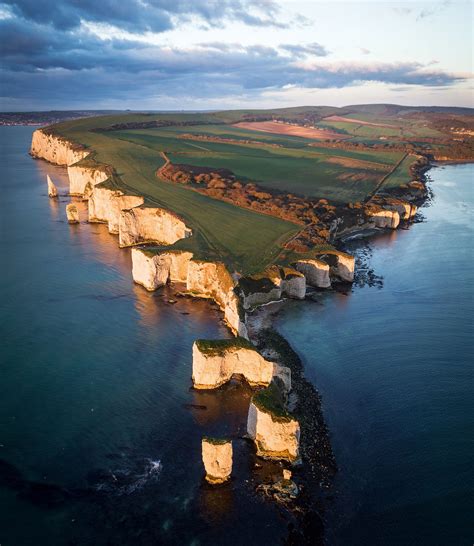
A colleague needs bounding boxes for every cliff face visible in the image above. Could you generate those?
[247,401,300,462]
[89,185,145,233]
[366,209,400,229]
[187,260,248,338]
[67,165,109,196]
[383,199,417,220]
[316,251,355,283]
[238,266,306,310]
[294,259,331,288]
[119,206,192,247]
[31,129,88,166]
[192,339,289,389]
[201,439,233,484]
[131,248,193,290]
[131,249,247,337]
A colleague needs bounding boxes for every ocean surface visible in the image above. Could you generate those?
[0,126,472,545]
[277,162,474,545]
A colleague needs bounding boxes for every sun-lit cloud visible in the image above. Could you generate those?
[0,0,471,110]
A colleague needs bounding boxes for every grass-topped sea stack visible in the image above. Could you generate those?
[247,378,301,462]
[202,438,233,484]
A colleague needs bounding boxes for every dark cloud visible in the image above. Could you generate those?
[280,43,329,57]
[0,2,468,110]
[2,0,284,32]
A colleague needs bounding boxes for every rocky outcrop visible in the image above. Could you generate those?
[366,208,400,229]
[119,206,192,247]
[293,259,331,288]
[131,249,247,337]
[201,438,233,484]
[66,204,79,224]
[382,198,417,220]
[237,266,306,310]
[67,164,109,196]
[31,129,88,166]
[47,175,58,198]
[186,260,247,338]
[88,184,144,234]
[192,338,290,390]
[247,382,300,462]
[131,248,193,290]
[316,251,355,283]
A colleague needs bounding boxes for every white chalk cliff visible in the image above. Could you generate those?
[192,339,291,390]
[238,266,306,310]
[89,184,144,234]
[119,206,192,247]
[67,164,109,196]
[31,129,88,166]
[131,249,247,337]
[131,248,193,290]
[316,251,355,283]
[366,208,400,229]
[293,259,331,288]
[201,439,233,484]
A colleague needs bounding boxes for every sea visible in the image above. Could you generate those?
[0,126,472,545]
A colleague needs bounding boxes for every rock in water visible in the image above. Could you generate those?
[47,175,58,198]
[66,204,80,224]
[201,438,232,484]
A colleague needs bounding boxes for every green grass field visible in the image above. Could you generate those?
[48,110,426,272]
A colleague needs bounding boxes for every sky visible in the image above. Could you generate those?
[0,0,472,111]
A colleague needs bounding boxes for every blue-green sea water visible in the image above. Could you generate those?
[0,127,472,545]
[0,127,289,545]
[277,162,474,545]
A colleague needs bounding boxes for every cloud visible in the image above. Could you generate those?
[360,47,371,55]
[280,42,329,58]
[2,0,285,32]
[0,2,470,109]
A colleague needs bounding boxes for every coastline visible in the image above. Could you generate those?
[28,125,458,541]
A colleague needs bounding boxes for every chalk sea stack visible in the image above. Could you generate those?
[202,438,233,484]
[66,203,79,224]
[247,381,300,462]
[47,175,58,198]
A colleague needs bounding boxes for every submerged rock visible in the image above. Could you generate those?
[47,175,58,198]
[202,438,233,484]
[66,203,79,224]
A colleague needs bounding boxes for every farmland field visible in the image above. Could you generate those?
[47,106,459,272]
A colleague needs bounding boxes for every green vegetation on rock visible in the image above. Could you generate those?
[195,337,256,356]
[253,378,292,422]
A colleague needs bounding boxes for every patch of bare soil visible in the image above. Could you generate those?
[234,121,351,140]
[326,156,391,171]
[323,115,397,128]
